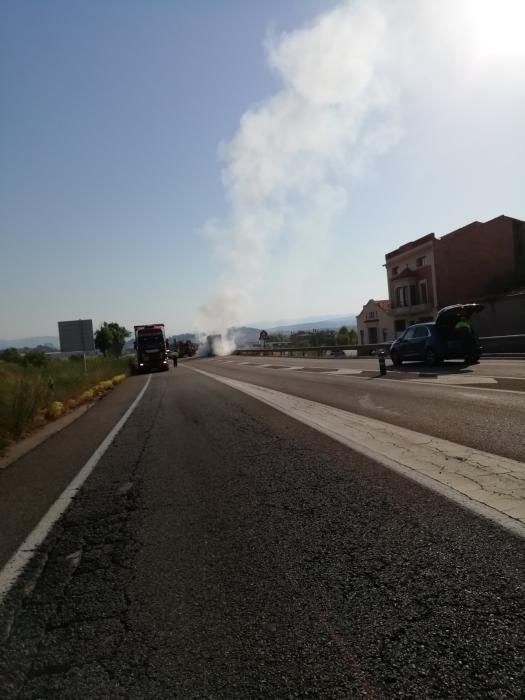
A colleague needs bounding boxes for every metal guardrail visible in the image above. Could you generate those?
[478,334,525,354]
[234,342,388,358]
[234,335,525,358]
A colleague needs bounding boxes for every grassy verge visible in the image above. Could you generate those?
[0,356,131,455]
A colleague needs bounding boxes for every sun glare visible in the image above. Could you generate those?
[467,0,525,61]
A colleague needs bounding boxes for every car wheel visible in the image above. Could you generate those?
[391,351,402,367]
[465,353,480,365]
[425,348,440,366]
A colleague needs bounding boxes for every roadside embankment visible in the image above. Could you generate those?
[0,356,130,456]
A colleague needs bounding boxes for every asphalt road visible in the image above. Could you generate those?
[1,362,524,698]
[232,355,525,379]
[205,356,525,463]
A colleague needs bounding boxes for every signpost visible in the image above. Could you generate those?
[259,330,269,349]
[58,319,95,373]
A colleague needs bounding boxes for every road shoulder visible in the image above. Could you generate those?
[0,374,149,570]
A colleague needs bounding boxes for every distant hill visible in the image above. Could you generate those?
[267,315,357,333]
[0,336,59,350]
[170,317,357,347]
[1,317,356,352]
[168,327,262,348]
[226,327,262,346]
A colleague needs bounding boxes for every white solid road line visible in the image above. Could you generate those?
[190,368,525,539]
[0,375,152,604]
[413,375,499,385]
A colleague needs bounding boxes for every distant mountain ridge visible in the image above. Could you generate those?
[171,315,358,343]
[0,336,59,350]
[267,315,357,333]
[4,316,357,351]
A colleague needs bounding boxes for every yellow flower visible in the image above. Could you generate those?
[47,401,64,420]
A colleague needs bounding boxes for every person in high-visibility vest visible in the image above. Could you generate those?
[455,317,472,359]
[171,349,179,367]
[455,318,471,332]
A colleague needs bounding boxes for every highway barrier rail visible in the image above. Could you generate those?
[233,334,525,359]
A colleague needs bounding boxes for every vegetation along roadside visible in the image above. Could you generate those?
[0,349,130,455]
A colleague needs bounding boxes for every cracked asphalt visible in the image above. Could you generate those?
[1,366,524,698]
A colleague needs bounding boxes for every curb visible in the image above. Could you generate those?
[0,402,95,471]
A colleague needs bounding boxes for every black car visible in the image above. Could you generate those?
[389,304,484,367]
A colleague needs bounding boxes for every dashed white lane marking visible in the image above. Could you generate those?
[414,375,498,385]
[280,366,305,371]
[0,375,152,604]
[325,369,363,375]
[190,367,525,538]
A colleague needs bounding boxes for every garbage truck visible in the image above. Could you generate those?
[134,324,170,372]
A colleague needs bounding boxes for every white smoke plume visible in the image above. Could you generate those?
[196,0,525,346]
[196,0,405,341]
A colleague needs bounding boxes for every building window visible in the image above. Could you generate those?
[383,328,388,342]
[416,256,426,267]
[360,330,364,345]
[420,281,428,304]
[396,286,416,307]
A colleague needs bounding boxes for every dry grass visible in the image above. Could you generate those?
[0,356,130,453]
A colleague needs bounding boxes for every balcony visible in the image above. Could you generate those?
[390,302,433,317]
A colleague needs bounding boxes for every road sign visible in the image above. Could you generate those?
[259,330,269,341]
[58,319,95,353]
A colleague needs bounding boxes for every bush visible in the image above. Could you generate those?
[0,368,49,440]
[23,350,48,367]
[0,348,22,364]
[47,401,65,420]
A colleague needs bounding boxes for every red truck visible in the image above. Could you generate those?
[177,340,197,357]
[134,324,170,372]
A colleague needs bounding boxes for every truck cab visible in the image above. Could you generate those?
[134,324,170,372]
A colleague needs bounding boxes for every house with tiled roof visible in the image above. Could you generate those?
[356,299,395,345]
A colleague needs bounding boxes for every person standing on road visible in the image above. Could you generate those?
[172,349,179,368]
[455,316,475,361]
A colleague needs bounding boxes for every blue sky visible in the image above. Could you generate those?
[1,0,524,339]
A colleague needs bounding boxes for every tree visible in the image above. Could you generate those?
[0,347,22,364]
[94,322,131,357]
[348,328,358,345]
[94,324,112,356]
[107,322,131,357]
[22,350,48,367]
[336,326,351,345]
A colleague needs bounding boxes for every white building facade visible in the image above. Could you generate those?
[356,299,395,345]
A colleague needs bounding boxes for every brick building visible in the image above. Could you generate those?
[384,215,525,335]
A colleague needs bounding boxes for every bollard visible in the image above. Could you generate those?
[378,350,387,376]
